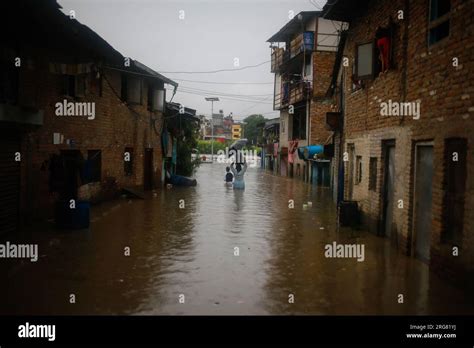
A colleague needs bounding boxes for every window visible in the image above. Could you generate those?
[124,147,133,176]
[121,75,142,104]
[355,156,362,184]
[0,63,19,104]
[91,72,102,97]
[127,77,142,104]
[428,0,450,45]
[87,150,102,182]
[441,138,467,245]
[351,61,362,91]
[355,42,374,79]
[62,75,86,98]
[121,74,128,101]
[369,157,377,191]
[369,157,377,190]
[292,106,307,140]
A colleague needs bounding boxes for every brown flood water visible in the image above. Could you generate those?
[2,163,473,315]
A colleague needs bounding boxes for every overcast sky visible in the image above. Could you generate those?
[58,0,327,121]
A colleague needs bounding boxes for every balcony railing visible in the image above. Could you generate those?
[290,32,314,59]
[271,47,284,73]
[274,89,281,110]
[289,80,312,105]
[274,80,312,109]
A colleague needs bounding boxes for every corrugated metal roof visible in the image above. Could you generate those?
[267,11,321,42]
[132,60,178,87]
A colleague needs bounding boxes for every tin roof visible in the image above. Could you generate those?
[267,11,321,42]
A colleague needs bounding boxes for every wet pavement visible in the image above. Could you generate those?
[2,162,474,315]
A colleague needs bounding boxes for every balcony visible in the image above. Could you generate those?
[289,81,312,105]
[274,80,312,110]
[290,32,314,59]
[271,47,284,73]
[270,32,314,73]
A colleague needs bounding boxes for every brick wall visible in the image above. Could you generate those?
[338,0,474,285]
[18,57,164,221]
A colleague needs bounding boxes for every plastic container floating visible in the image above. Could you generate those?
[303,204,308,210]
[307,201,313,207]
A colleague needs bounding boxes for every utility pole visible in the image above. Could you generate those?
[205,97,219,162]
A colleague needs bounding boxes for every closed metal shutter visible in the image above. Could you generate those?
[0,129,21,236]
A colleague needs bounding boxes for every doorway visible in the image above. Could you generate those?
[60,150,83,200]
[144,148,153,190]
[280,155,288,176]
[312,161,331,187]
[347,144,355,200]
[382,141,396,238]
[412,143,434,262]
[0,129,21,236]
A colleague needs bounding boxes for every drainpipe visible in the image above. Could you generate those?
[337,67,346,204]
[399,0,410,126]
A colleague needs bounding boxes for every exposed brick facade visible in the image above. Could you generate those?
[16,55,165,224]
[330,0,474,287]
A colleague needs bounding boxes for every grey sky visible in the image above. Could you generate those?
[58,0,327,121]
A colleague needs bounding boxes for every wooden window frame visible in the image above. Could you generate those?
[428,0,451,46]
[355,41,375,80]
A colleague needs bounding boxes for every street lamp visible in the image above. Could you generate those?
[205,97,219,162]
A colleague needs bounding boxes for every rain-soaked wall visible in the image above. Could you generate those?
[338,0,474,288]
[16,54,164,223]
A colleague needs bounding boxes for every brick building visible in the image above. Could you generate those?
[0,0,178,235]
[323,0,473,286]
[268,11,343,184]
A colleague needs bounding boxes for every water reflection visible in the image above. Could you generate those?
[1,163,473,315]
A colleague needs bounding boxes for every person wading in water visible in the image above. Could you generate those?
[230,159,247,190]
[224,166,233,186]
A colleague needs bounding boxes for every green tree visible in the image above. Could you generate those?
[242,114,266,146]
[175,120,201,176]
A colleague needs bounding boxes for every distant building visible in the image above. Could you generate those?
[231,124,242,140]
[261,118,280,172]
[268,11,343,181]
[198,115,210,140]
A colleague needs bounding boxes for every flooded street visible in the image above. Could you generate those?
[2,163,473,315]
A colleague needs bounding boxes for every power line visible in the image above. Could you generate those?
[170,88,272,103]
[236,95,273,115]
[166,85,273,102]
[157,60,270,74]
[167,88,273,104]
[176,85,273,98]
[170,78,274,85]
